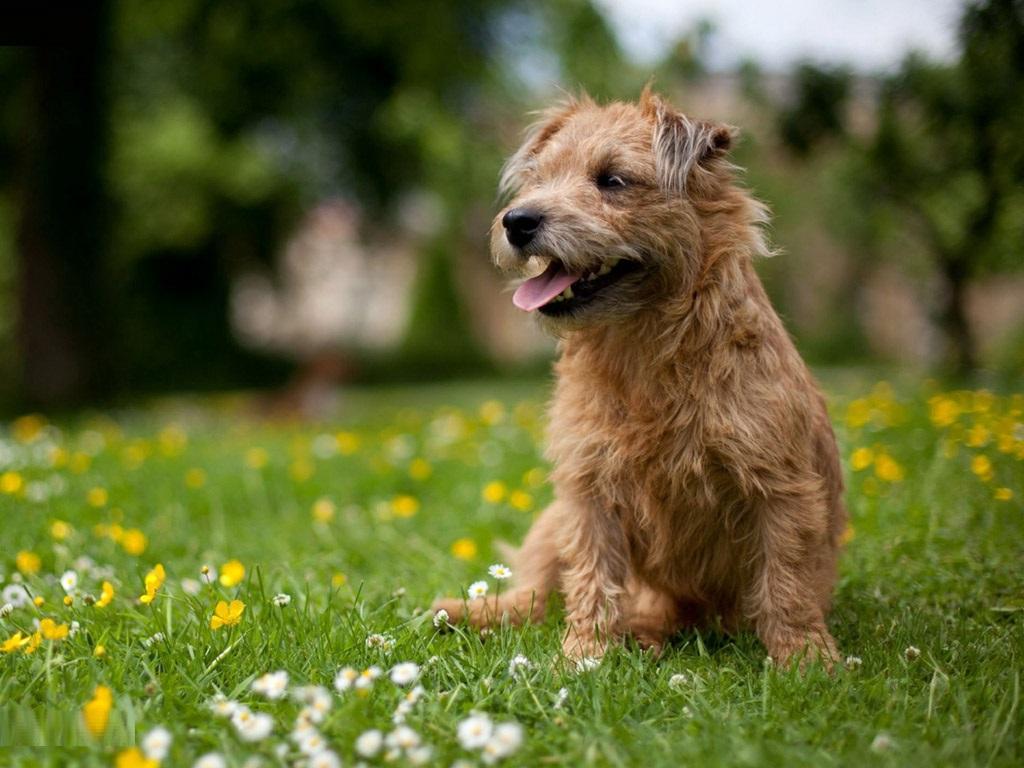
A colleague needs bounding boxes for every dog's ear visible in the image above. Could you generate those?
[643,91,736,195]
[499,98,584,199]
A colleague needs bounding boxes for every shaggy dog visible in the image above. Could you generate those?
[434,89,846,668]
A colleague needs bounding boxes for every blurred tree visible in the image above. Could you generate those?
[777,62,852,157]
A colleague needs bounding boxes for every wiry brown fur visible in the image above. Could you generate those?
[433,89,846,668]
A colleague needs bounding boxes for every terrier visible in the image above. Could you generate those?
[434,89,846,668]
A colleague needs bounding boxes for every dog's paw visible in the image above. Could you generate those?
[766,629,839,674]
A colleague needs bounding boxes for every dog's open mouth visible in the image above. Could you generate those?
[512,257,641,315]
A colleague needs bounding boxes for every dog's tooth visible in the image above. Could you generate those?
[598,263,611,276]
[563,286,574,299]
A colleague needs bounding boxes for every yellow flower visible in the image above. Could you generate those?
[850,447,873,471]
[33,596,44,607]
[50,446,68,468]
[50,520,72,540]
[290,459,314,482]
[139,564,166,604]
[87,487,109,508]
[184,468,207,489]
[391,495,419,518]
[96,581,115,608]
[16,550,41,575]
[312,498,336,523]
[331,572,348,588]
[121,529,147,556]
[336,432,360,455]
[845,399,871,429]
[874,453,904,483]
[523,467,546,488]
[994,487,1013,501]
[108,523,124,542]
[971,454,994,482]
[158,424,187,456]
[0,471,24,495]
[245,447,268,469]
[451,538,477,560]
[929,395,959,428]
[482,481,507,504]
[70,451,91,473]
[210,599,245,630]
[39,618,68,640]
[509,490,534,512]
[409,458,432,480]
[219,559,245,588]
[115,747,157,768]
[24,631,42,654]
[64,595,74,606]
[83,685,113,737]
[479,400,506,425]
[11,413,45,443]
[1,632,31,653]
[966,423,990,448]
[94,644,106,658]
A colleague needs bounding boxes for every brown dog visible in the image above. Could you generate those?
[434,89,845,668]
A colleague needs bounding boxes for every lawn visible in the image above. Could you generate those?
[1,376,1022,767]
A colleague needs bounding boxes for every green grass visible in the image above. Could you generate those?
[0,377,1022,767]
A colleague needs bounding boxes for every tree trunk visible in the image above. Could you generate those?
[938,252,975,376]
[14,4,112,408]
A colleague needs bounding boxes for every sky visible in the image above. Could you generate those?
[595,0,964,71]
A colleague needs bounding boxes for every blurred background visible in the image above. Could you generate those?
[0,0,1021,414]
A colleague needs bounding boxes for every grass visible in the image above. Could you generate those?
[0,376,1021,767]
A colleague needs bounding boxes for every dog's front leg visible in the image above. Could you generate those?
[744,492,839,671]
[559,500,629,662]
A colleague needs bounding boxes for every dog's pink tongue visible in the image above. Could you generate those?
[513,261,581,311]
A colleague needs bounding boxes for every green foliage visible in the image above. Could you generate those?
[777,62,852,157]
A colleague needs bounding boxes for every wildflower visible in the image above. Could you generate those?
[184,468,207,489]
[488,564,512,580]
[252,670,289,700]
[83,685,113,737]
[508,490,533,511]
[94,644,106,657]
[2,632,31,653]
[904,645,921,661]
[336,431,360,455]
[181,578,201,595]
[60,570,78,593]
[308,751,341,768]
[575,656,601,672]
[386,725,421,750]
[468,580,489,599]
[312,498,335,523]
[232,706,274,742]
[23,631,42,654]
[354,667,382,695]
[33,596,44,607]
[483,722,524,762]
[508,655,532,677]
[1,471,24,494]
[873,453,904,482]
[0,603,12,618]
[331,572,347,588]
[871,733,895,753]
[293,685,333,720]
[200,564,218,584]
[451,538,477,560]
[668,672,690,688]
[193,754,227,768]
[208,696,238,718]
[995,487,1013,501]
[3,584,30,608]
[390,662,420,686]
[39,618,68,640]
[143,632,165,648]
[971,454,994,481]
[15,550,41,575]
[407,745,433,765]
[845,655,863,669]
[142,726,172,761]
[366,632,395,651]
[433,608,450,627]
[482,481,507,504]
[334,666,358,692]
[50,520,72,540]
[850,447,873,471]
[297,728,328,755]
[64,595,74,606]
[244,447,269,469]
[87,487,108,507]
[121,529,147,556]
[355,729,384,757]
[391,494,419,518]
[139,564,166,604]
[273,593,291,607]
[115,747,157,768]
[210,599,245,630]
[553,687,569,709]
[458,712,494,750]
[219,559,245,588]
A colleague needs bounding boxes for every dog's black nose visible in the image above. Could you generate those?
[502,208,543,248]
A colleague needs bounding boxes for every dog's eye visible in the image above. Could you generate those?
[596,173,626,190]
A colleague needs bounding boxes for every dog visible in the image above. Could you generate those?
[433,89,846,668]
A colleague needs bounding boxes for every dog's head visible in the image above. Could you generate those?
[492,89,744,330]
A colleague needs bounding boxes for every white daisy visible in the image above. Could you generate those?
[60,570,78,593]
[193,753,227,768]
[235,711,274,742]
[252,670,289,700]
[432,608,450,627]
[334,666,358,692]
[2,584,29,608]
[407,745,434,765]
[871,733,895,752]
[575,656,600,672]
[390,662,420,686]
[457,712,493,749]
[0,602,13,618]
[298,729,329,755]
[354,666,382,693]
[208,695,238,718]
[355,729,383,758]
[845,655,863,669]
[308,750,341,768]
[142,726,172,761]
[482,721,524,762]
[508,654,532,677]
[180,578,201,595]
[487,564,512,580]
[385,725,421,750]
[272,593,292,607]
[467,580,489,599]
